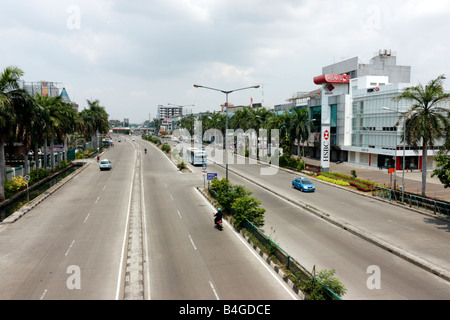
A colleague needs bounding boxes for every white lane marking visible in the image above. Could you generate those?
[141,154,151,300]
[177,210,182,219]
[209,281,220,300]
[339,201,358,210]
[170,194,174,201]
[95,196,100,203]
[65,240,75,256]
[83,213,91,223]
[116,149,137,300]
[40,289,47,300]
[387,219,415,231]
[188,235,197,250]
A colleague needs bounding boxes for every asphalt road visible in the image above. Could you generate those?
[185,147,450,300]
[138,137,296,300]
[0,135,297,300]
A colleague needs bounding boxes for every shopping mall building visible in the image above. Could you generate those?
[279,49,450,172]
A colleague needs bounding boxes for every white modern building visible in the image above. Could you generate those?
[287,50,449,171]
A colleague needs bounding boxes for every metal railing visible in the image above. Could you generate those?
[5,148,77,182]
[209,188,341,300]
[372,186,450,218]
[242,219,341,300]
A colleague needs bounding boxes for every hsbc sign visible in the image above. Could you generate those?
[322,128,330,163]
[314,74,349,172]
[323,84,335,94]
[313,74,350,85]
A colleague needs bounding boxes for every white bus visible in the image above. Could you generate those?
[187,147,207,166]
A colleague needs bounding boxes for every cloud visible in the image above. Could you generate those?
[0,0,449,122]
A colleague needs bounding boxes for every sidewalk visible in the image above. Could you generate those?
[301,157,450,203]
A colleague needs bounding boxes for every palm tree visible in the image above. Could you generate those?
[78,108,95,142]
[85,99,109,150]
[178,114,196,136]
[231,107,252,130]
[36,94,77,170]
[0,66,33,200]
[393,74,450,196]
[288,108,314,157]
[29,98,50,169]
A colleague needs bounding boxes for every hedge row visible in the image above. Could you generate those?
[319,171,376,192]
[209,177,265,228]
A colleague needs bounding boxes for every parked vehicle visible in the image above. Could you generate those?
[292,177,315,192]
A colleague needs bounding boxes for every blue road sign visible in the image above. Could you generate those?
[207,173,217,181]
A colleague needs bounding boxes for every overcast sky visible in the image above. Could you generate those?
[1,0,449,123]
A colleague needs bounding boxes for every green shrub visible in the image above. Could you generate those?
[161,144,171,153]
[279,152,304,171]
[319,171,376,191]
[177,161,187,170]
[231,195,265,228]
[317,175,350,186]
[29,168,49,184]
[210,177,266,228]
[4,176,28,197]
[299,268,347,300]
[210,178,250,212]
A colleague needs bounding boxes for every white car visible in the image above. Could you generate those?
[99,159,112,171]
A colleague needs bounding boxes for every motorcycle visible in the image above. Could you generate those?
[215,219,223,231]
[214,210,223,231]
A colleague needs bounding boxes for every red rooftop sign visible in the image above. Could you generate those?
[313,74,350,85]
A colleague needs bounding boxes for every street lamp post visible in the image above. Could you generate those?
[193,84,260,182]
[383,107,407,203]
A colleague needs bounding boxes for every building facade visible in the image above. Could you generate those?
[157,105,184,132]
[287,50,449,171]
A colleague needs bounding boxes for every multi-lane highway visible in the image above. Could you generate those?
[186,144,450,299]
[0,135,297,300]
[1,134,449,300]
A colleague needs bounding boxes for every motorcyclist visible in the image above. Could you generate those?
[214,208,223,225]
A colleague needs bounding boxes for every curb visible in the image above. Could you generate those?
[196,186,307,300]
[0,162,89,225]
[214,160,450,283]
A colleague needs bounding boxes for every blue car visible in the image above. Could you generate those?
[292,177,315,192]
[99,159,112,171]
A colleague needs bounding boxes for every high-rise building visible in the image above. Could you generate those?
[157,105,183,120]
[21,81,61,97]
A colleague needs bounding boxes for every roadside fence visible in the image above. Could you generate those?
[208,188,341,300]
[6,148,77,182]
[372,186,450,218]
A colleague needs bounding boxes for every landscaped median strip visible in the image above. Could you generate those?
[219,163,450,284]
[196,186,307,300]
[0,162,89,224]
